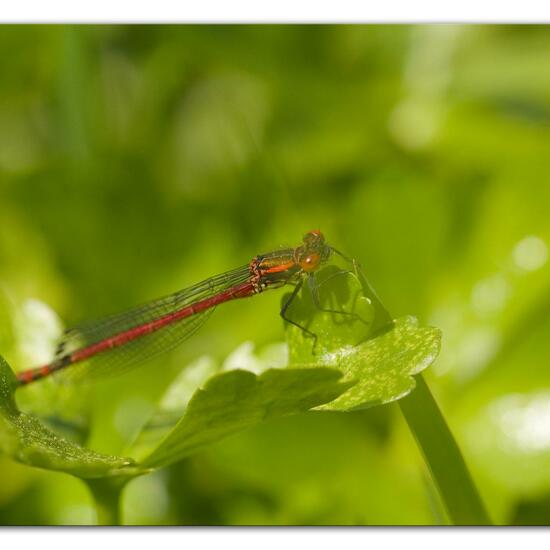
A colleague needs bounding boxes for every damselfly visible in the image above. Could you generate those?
[16,230,384,386]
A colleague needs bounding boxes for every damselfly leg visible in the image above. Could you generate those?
[280,279,319,350]
[307,271,370,326]
[280,261,370,353]
[331,247,394,335]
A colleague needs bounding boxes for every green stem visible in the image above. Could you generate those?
[399,374,492,525]
[85,478,126,525]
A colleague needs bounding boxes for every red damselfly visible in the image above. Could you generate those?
[16,230,380,386]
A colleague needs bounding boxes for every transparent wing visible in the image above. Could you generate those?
[54,264,251,382]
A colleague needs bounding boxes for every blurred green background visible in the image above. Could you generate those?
[1,24,550,525]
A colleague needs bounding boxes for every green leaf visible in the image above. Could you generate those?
[139,367,352,469]
[0,355,137,479]
[284,265,490,524]
[285,266,441,410]
[136,264,439,470]
[317,316,441,411]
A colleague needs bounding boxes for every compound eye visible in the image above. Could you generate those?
[300,253,320,272]
[303,230,324,246]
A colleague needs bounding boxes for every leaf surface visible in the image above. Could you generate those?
[0,356,136,479]
[285,266,441,410]
[139,367,352,469]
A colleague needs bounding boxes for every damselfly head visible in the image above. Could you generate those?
[296,230,331,272]
[303,229,324,244]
